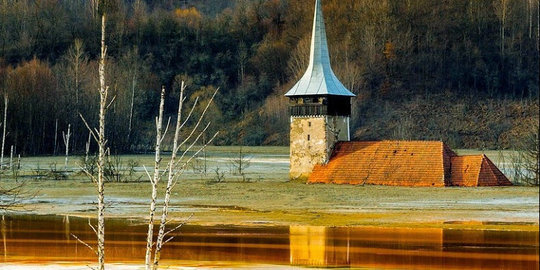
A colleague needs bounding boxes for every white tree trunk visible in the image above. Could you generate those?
[62,124,71,171]
[127,70,137,144]
[150,84,219,269]
[9,145,13,169]
[85,132,91,166]
[96,12,108,270]
[145,86,166,270]
[54,119,58,156]
[152,82,185,269]
[1,94,7,168]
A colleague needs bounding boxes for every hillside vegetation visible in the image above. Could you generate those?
[0,0,538,155]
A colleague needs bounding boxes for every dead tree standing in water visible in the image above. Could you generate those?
[146,81,219,270]
[95,10,109,269]
[62,124,71,171]
[1,94,7,168]
[144,86,168,269]
[75,6,110,270]
[54,119,58,156]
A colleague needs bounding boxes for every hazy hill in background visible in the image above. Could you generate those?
[0,0,538,155]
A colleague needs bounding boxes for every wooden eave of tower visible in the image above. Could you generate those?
[285,0,355,97]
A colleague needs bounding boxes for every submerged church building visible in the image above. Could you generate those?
[286,0,511,187]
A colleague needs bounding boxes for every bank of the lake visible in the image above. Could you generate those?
[1,148,538,231]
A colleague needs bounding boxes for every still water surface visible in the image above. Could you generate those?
[1,215,538,269]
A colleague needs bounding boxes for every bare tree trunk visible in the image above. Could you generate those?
[85,132,91,166]
[537,0,540,50]
[145,86,166,270]
[73,39,83,105]
[151,85,219,269]
[54,119,58,156]
[152,82,185,269]
[1,94,7,168]
[63,124,71,171]
[90,0,99,19]
[96,12,108,270]
[127,71,137,145]
[203,133,207,175]
[9,145,13,169]
[500,0,507,57]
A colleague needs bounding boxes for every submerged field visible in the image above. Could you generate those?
[1,146,538,231]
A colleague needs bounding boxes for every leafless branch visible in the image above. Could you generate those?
[163,236,174,245]
[163,213,193,237]
[143,165,153,183]
[106,95,116,110]
[0,181,36,210]
[173,131,219,181]
[88,219,98,237]
[174,123,213,169]
[79,164,98,184]
[79,113,98,143]
[159,117,172,144]
[71,233,98,256]
[176,88,219,152]
[179,97,199,130]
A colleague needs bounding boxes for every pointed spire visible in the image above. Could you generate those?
[308,0,330,71]
[285,0,355,97]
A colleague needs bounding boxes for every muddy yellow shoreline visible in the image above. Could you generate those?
[14,179,539,232]
[2,149,538,232]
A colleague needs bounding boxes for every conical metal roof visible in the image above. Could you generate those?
[285,0,355,97]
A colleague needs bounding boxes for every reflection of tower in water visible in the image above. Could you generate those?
[290,226,356,267]
[289,225,445,268]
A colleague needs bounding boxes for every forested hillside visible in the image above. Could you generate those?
[0,0,538,155]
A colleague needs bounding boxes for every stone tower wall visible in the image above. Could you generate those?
[290,115,349,180]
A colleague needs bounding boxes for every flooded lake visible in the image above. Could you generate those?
[1,215,538,269]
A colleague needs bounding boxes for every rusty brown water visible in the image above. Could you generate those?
[1,215,538,269]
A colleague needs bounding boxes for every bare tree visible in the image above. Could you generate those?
[54,119,58,156]
[95,11,109,268]
[517,121,539,186]
[494,0,509,57]
[9,145,13,169]
[0,181,33,211]
[66,39,86,105]
[126,48,140,145]
[85,131,91,166]
[287,36,310,79]
[90,0,99,19]
[145,82,219,270]
[1,94,7,168]
[76,9,110,270]
[62,124,71,171]
[144,86,168,269]
[237,42,248,84]
[231,145,251,181]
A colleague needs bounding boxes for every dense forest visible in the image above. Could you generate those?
[0,0,538,155]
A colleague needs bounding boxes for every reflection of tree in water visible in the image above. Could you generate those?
[63,215,70,242]
[1,215,6,260]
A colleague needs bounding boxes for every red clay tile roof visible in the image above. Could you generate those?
[449,155,484,186]
[449,155,512,186]
[308,141,512,187]
[309,141,451,187]
[479,155,512,186]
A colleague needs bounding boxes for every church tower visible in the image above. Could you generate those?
[286,0,355,180]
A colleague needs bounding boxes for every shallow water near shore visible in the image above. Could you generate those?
[1,214,538,269]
